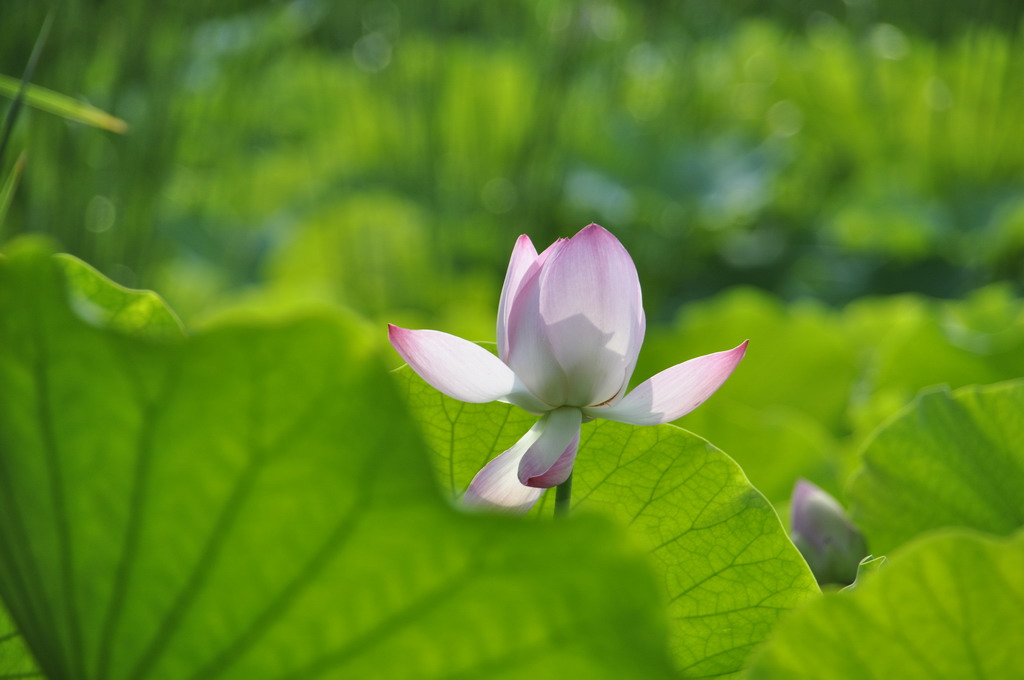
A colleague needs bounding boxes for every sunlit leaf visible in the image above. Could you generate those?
[0,74,128,134]
[0,239,676,680]
[397,367,820,679]
[0,603,38,678]
[569,420,820,678]
[849,381,1024,554]
[744,530,1024,679]
[55,254,185,341]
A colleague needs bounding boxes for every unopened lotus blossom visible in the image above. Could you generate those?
[389,224,747,513]
[790,479,868,585]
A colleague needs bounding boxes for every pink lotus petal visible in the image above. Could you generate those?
[517,407,583,488]
[505,241,570,406]
[497,234,538,362]
[463,424,545,513]
[792,480,828,540]
[537,224,645,407]
[388,325,517,403]
[588,341,748,425]
[523,427,580,488]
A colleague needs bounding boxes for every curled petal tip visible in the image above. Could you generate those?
[386,323,406,347]
[576,222,617,242]
[728,339,749,366]
[720,338,750,364]
[387,322,410,345]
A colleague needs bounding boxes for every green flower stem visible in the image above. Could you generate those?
[554,471,573,518]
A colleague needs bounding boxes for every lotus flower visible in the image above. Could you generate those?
[389,224,747,513]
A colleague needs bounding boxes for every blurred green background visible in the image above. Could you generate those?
[3,0,1023,509]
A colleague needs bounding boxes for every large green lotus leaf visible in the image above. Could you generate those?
[568,421,820,678]
[0,239,677,680]
[848,380,1024,554]
[743,530,1024,679]
[659,400,840,506]
[398,368,820,679]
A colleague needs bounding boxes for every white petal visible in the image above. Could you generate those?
[499,377,558,415]
[537,224,645,407]
[606,309,646,406]
[497,234,538,362]
[463,424,545,513]
[517,406,583,488]
[588,341,748,425]
[388,325,516,403]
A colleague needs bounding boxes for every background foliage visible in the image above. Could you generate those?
[2,0,1023,678]
[3,0,1023,326]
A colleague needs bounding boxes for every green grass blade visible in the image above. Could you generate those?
[0,151,26,231]
[0,9,53,167]
[0,75,128,134]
